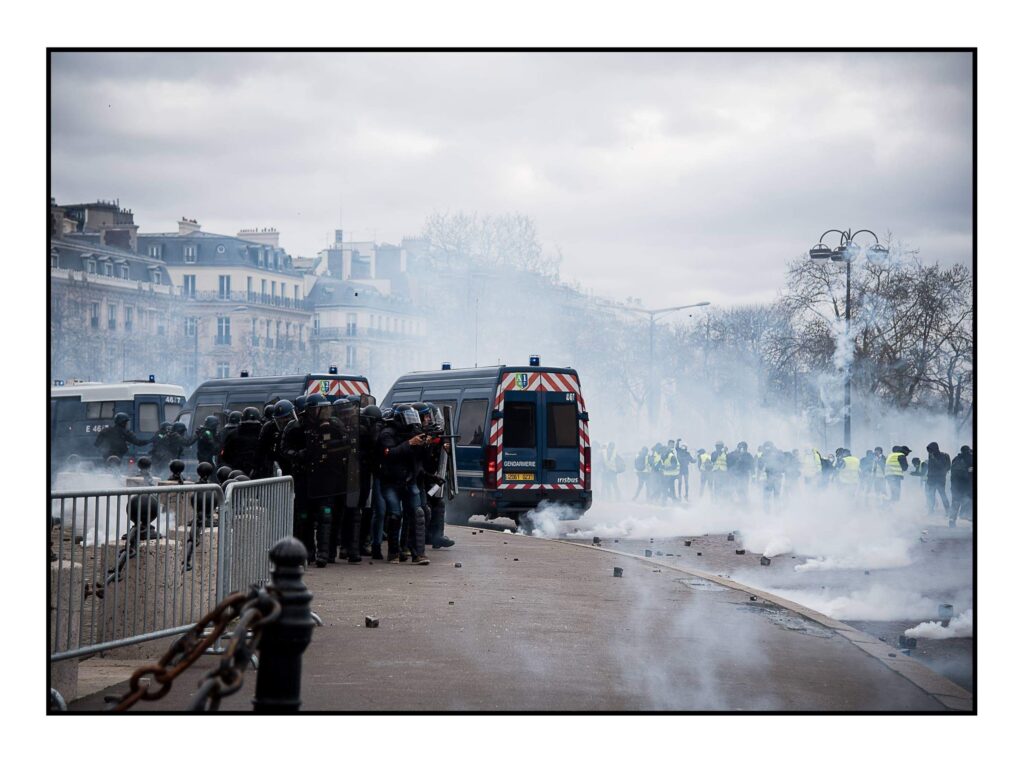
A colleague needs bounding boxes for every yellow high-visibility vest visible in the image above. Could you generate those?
[886,452,905,477]
[838,455,860,485]
[662,450,680,476]
[712,450,728,472]
[699,452,712,471]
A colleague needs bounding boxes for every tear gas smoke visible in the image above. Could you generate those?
[904,609,973,639]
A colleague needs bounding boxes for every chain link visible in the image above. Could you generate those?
[110,586,281,712]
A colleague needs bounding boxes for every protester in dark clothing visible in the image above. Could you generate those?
[950,445,974,526]
[925,442,952,518]
[676,442,695,500]
[95,412,150,461]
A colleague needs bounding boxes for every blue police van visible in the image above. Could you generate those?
[49,378,187,477]
[382,357,592,525]
[176,367,373,437]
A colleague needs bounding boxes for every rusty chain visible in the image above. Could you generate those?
[109,586,281,712]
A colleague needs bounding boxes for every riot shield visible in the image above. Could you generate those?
[304,404,355,499]
[443,404,459,498]
[336,401,361,503]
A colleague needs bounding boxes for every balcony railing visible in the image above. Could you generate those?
[186,290,311,311]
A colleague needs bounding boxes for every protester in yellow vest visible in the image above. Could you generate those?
[836,449,860,488]
[697,448,712,498]
[885,445,910,502]
[709,441,728,500]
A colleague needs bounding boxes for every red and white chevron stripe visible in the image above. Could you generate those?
[305,378,370,397]
[491,370,590,491]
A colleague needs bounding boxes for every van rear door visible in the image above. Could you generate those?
[500,390,539,485]
[538,391,582,488]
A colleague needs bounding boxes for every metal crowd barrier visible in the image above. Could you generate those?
[49,476,294,663]
[217,477,295,605]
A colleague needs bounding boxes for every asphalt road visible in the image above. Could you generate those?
[70,524,962,712]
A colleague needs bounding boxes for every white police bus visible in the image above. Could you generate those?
[49,377,186,476]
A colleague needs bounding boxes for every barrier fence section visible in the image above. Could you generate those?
[217,477,295,604]
[49,483,224,663]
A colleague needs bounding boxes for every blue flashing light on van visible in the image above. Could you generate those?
[382,360,592,526]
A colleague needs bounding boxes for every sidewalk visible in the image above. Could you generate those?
[70,525,961,712]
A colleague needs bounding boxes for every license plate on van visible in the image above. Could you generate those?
[505,473,534,481]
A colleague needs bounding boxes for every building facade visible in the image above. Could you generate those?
[138,220,313,386]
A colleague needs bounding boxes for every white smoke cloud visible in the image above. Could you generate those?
[905,609,973,639]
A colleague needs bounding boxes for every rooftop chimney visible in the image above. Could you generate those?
[178,217,201,235]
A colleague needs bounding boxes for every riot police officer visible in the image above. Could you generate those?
[278,394,349,567]
[254,403,286,478]
[377,404,429,565]
[149,422,176,475]
[95,412,150,461]
[220,407,262,476]
[331,396,363,564]
[195,415,220,465]
[217,411,243,467]
[360,404,386,560]
[414,402,455,549]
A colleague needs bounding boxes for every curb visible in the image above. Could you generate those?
[555,538,974,713]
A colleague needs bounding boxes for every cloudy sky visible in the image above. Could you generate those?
[50,51,972,308]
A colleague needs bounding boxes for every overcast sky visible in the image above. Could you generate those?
[50,51,972,308]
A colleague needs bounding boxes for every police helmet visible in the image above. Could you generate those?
[381,407,395,421]
[293,395,308,413]
[393,403,422,430]
[215,466,233,484]
[172,422,187,435]
[203,415,219,430]
[263,403,275,419]
[114,412,130,427]
[305,393,332,423]
[345,394,361,405]
[333,396,354,407]
[360,404,382,421]
[159,422,173,434]
[273,399,296,418]
[228,469,245,479]
[227,411,242,425]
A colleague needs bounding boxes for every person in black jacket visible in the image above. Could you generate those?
[949,445,974,526]
[194,416,220,465]
[377,404,429,565]
[925,442,952,518]
[220,407,262,476]
[95,412,151,461]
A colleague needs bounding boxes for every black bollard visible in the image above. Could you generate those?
[253,536,315,713]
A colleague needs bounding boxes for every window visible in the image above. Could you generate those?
[547,403,579,448]
[313,313,320,335]
[85,401,116,419]
[103,261,113,277]
[151,269,162,285]
[346,313,357,337]
[247,276,253,299]
[216,316,231,345]
[185,316,197,337]
[216,362,231,379]
[90,302,100,329]
[120,264,129,279]
[137,402,160,433]
[456,399,488,446]
[183,245,196,263]
[107,304,117,330]
[164,401,181,423]
[271,281,277,299]
[345,345,356,368]
[86,259,97,274]
[183,274,196,297]
[124,306,133,332]
[293,284,299,302]
[503,402,536,448]
[370,314,376,330]
[261,279,267,296]
[50,253,59,268]
[218,275,231,300]
[148,244,162,259]
[257,249,265,267]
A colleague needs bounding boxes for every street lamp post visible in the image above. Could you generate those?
[808,228,889,450]
[605,300,711,426]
